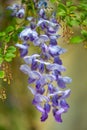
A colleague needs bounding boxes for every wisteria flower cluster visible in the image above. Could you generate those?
[15,2,72,123]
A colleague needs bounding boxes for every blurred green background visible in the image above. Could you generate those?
[0,0,87,130]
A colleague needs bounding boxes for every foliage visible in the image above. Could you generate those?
[49,0,87,45]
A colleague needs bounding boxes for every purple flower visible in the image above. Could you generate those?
[17,6,72,123]
[53,108,65,123]
[41,112,48,121]
[16,8,25,18]
[15,43,29,57]
[7,4,25,18]
[28,77,36,84]
[60,99,69,112]
[49,38,57,45]
[23,54,40,64]
[57,76,72,88]
[30,22,36,29]
[20,64,41,79]
[19,28,38,41]
[49,45,67,57]
[54,56,62,65]
[61,89,71,98]
[31,58,38,70]
[36,103,50,122]
[28,86,49,103]
[44,103,51,113]
[48,84,55,93]
[7,4,20,10]
[40,43,48,54]
[33,34,49,46]
[37,18,58,29]
[39,8,46,18]
[46,63,66,72]
[52,94,59,106]
[36,104,45,113]
[39,63,44,73]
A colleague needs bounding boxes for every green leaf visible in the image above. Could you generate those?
[65,16,72,26]
[81,30,87,37]
[78,3,87,11]
[66,1,73,7]
[7,46,16,53]
[0,71,5,78]
[68,19,80,26]
[57,3,67,18]
[57,10,66,17]
[70,36,84,44]
[12,33,18,42]
[4,36,11,43]
[58,3,67,12]
[11,27,24,42]
[4,53,16,62]
[80,13,87,21]
[69,6,77,12]
[6,26,14,33]
[0,32,6,37]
